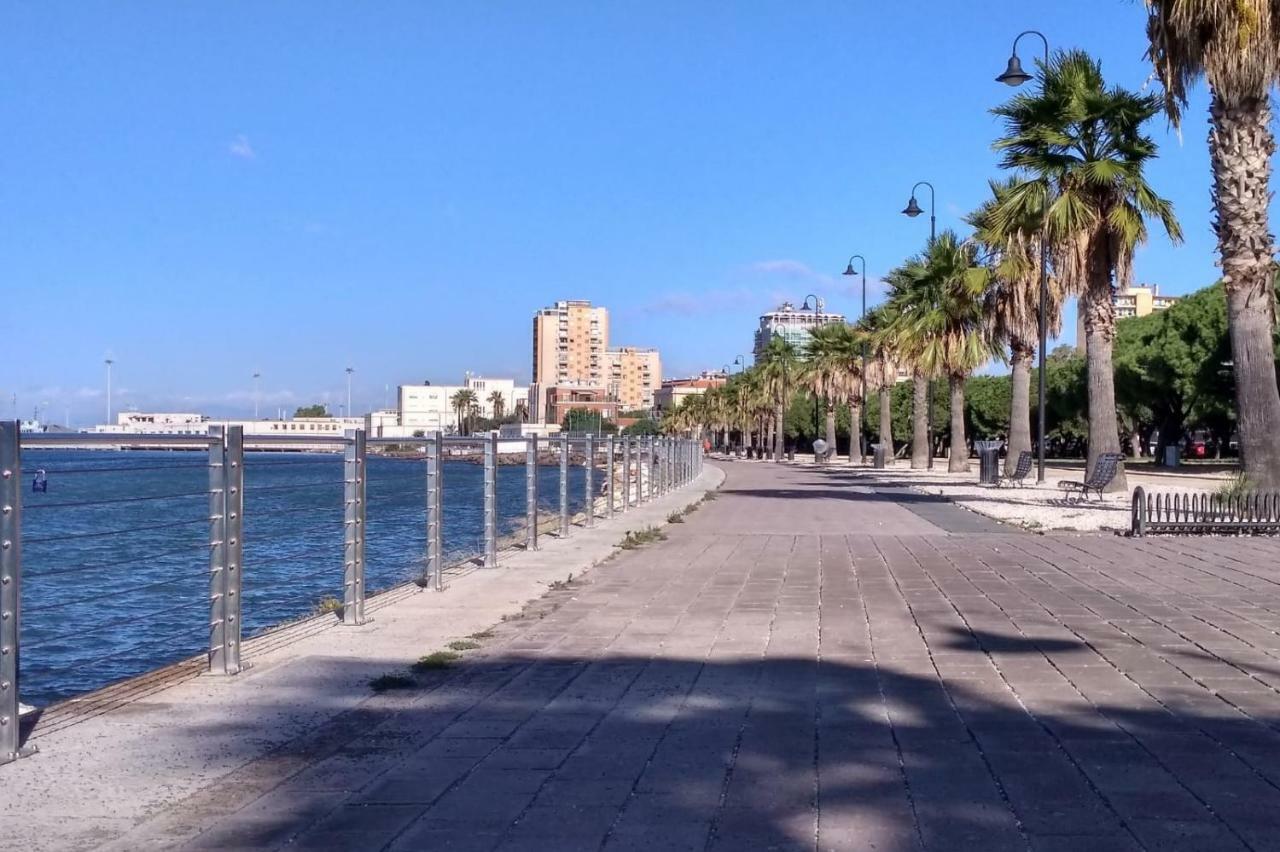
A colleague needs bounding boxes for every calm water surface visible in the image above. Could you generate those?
[19,450,588,706]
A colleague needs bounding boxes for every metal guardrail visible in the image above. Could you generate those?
[1131,486,1280,536]
[0,422,703,764]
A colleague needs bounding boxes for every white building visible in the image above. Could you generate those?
[753,299,845,360]
[397,374,531,435]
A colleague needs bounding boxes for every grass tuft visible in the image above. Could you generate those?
[314,595,342,615]
[1215,473,1253,501]
[447,639,481,651]
[620,527,667,550]
[468,629,495,640]
[369,674,414,692]
[667,511,685,523]
[411,651,461,672]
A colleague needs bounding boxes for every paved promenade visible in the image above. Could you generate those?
[13,460,1280,850]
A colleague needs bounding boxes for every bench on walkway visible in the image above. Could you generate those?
[1131,486,1280,536]
[1058,453,1123,502]
[998,450,1033,488]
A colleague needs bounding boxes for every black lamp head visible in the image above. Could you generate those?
[996,54,1032,86]
[902,196,924,218]
[843,262,855,276]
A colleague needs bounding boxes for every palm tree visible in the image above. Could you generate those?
[860,307,899,465]
[802,324,848,459]
[1145,2,1280,489]
[877,273,933,468]
[487,390,506,421]
[968,176,1067,475]
[757,336,799,463]
[993,50,1181,490]
[884,231,999,472]
[450,388,477,435]
[820,323,868,464]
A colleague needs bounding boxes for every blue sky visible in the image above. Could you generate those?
[1,1,1222,423]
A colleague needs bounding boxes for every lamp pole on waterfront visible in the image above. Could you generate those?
[802,294,822,441]
[902,181,937,469]
[253,371,261,420]
[345,367,354,419]
[842,254,869,461]
[996,29,1051,484]
[104,358,114,426]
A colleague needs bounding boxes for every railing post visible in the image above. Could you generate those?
[0,422,33,763]
[426,431,443,591]
[526,434,539,551]
[343,429,368,624]
[209,425,243,675]
[484,431,498,567]
[560,431,570,537]
[584,433,595,528]
[623,437,632,512]
[666,438,674,493]
[606,435,616,519]
[644,437,653,502]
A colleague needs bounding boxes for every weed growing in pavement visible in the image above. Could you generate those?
[313,595,342,615]
[667,511,685,523]
[447,640,481,651]
[369,674,415,692]
[468,629,495,640]
[619,527,667,550]
[548,573,576,591]
[411,651,461,672]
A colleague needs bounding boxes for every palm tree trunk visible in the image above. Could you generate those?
[911,374,929,469]
[1006,346,1033,476]
[1081,258,1126,491]
[1212,92,1280,489]
[824,400,836,461]
[878,387,893,465]
[848,399,862,464]
[773,405,785,462]
[948,374,968,473]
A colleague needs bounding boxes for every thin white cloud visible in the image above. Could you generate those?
[229,134,256,160]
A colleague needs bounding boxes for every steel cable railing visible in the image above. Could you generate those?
[0,423,704,765]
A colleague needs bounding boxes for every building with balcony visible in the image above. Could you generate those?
[753,299,845,360]
[654,372,728,416]
[606,347,662,411]
[1075,284,1182,353]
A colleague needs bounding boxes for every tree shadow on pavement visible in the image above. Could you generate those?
[115,643,1280,852]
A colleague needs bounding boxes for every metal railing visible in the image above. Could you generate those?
[0,422,703,764]
[1131,485,1280,536]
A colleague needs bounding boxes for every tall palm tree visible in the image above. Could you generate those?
[993,50,1181,490]
[450,388,477,435]
[757,336,799,463]
[1145,2,1280,488]
[885,231,999,472]
[819,323,868,463]
[487,390,506,421]
[968,176,1067,475]
[859,307,899,465]
[802,324,848,458]
[878,272,934,468]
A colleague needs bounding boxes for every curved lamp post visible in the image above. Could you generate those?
[902,181,937,468]
[842,255,869,462]
[996,29,1050,484]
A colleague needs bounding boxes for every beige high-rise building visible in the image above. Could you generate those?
[607,347,662,411]
[1076,284,1181,353]
[532,300,610,421]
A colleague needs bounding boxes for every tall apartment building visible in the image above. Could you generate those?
[607,347,662,411]
[532,300,610,421]
[1076,284,1181,353]
[753,299,846,360]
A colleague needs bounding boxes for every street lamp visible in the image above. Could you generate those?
[253,371,261,420]
[345,367,354,419]
[902,180,937,468]
[843,254,869,462]
[996,29,1050,484]
[104,358,114,426]
[801,295,823,448]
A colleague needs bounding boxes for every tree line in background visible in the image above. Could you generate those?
[664,21,1280,491]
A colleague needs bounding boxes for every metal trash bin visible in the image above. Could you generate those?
[871,443,887,469]
[1164,445,1180,468]
[975,440,1003,484]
